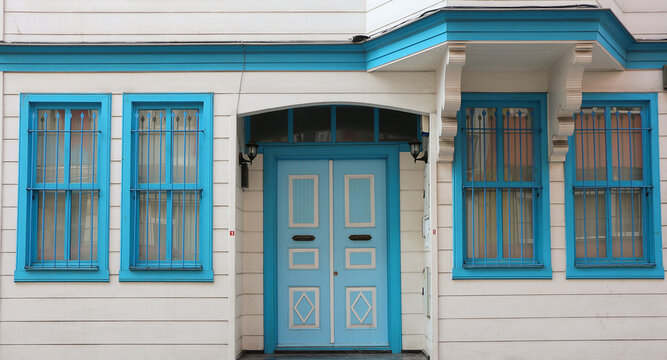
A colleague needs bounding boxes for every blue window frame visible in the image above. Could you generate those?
[453,93,551,279]
[565,93,663,279]
[15,94,111,282]
[120,94,213,281]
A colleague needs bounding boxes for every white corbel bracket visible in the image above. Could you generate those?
[437,43,467,162]
[548,42,593,162]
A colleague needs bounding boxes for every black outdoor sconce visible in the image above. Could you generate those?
[239,143,258,189]
[409,139,428,163]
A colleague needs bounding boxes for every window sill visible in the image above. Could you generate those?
[567,265,664,279]
[453,266,552,280]
[463,263,544,269]
[575,263,655,268]
[119,269,213,282]
[14,268,109,282]
[25,265,99,271]
[129,264,203,271]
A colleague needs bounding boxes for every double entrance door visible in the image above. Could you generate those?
[276,158,388,348]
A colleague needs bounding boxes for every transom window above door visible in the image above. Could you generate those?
[245,105,421,146]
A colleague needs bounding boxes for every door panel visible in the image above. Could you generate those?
[277,160,330,346]
[276,158,389,348]
[333,159,388,346]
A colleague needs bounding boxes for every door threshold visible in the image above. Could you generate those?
[238,350,428,359]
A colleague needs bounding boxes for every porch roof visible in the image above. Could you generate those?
[0,8,664,72]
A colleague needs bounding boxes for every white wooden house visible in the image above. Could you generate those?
[1,1,667,359]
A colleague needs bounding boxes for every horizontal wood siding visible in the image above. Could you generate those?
[240,154,264,351]
[3,0,666,44]
[0,72,236,358]
[599,0,667,40]
[0,71,434,357]
[399,152,428,350]
[436,69,667,359]
[3,0,365,43]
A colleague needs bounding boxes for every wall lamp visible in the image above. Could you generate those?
[239,143,258,188]
[409,139,428,163]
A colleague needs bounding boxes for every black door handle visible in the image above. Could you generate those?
[292,235,315,241]
[348,234,372,241]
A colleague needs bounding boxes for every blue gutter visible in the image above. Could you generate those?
[0,9,665,72]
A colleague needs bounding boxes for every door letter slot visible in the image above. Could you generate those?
[292,235,316,241]
[348,234,372,241]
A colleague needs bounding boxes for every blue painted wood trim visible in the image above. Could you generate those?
[263,144,402,353]
[15,93,111,282]
[452,93,552,280]
[0,10,666,72]
[119,93,214,282]
[564,93,664,279]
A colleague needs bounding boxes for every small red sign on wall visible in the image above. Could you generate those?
[230,230,235,236]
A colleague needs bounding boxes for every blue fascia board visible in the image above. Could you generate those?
[626,42,667,69]
[364,12,447,69]
[0,9,666,72]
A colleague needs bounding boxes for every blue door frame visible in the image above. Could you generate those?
[263,144,402,353]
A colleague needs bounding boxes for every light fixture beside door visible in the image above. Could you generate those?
[239,142,258,188]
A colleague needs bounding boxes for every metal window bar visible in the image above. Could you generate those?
[572,107,651,266]
[130,108,203,270]
[27,108,100,270]
[462,107,541,268]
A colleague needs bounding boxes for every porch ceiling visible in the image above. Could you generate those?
[371,41,622,72]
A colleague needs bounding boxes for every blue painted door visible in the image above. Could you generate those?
[276,158,388,349]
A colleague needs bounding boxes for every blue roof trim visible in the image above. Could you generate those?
[0,9,665,72]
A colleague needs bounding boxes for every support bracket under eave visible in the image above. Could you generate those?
[548,42,593,162]
[437,43,467,162]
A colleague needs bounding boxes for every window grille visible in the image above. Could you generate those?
[26,107,101,269]
[130,108,203,270]
[461,106,542,267]
[571,106,651,266]
[16,94,110,282]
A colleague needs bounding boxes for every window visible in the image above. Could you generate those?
[245,105,420,147]
[453,94,551,279]
[120,94,213,281]
[565,93,663,278]
[15,94,110,281]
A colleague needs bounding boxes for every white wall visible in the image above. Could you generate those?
[434,69,667,359]
[367,1,667,41]
[0,70,435,359]
[5,0,666,44]
[0,72,238,360]
[399,153,428,350]
[366,0,444,34]
[239,154,264,351]
[2,66,667,359]
[2,0,365,43]
[598,0,667,40]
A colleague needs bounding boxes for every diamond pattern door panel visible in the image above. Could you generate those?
[290,287,320,328]
[346,287,376,328]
